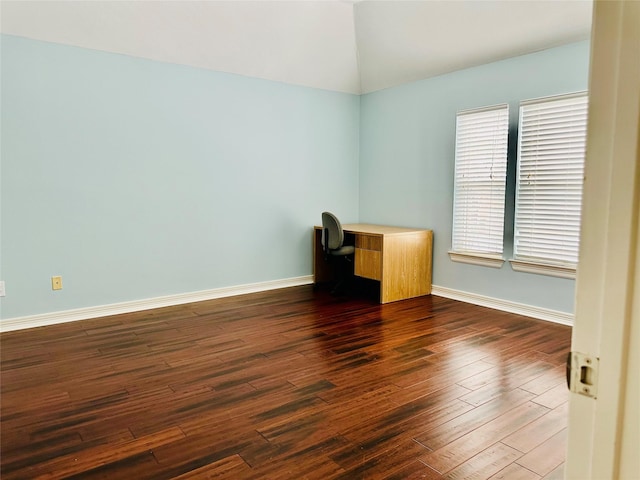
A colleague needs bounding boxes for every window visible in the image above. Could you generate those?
[450,104,509,268]
[512,92,588,279]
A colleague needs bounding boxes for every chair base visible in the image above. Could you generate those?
[330,277,350,296]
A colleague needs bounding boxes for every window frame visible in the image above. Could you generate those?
[449,103,510,268]
[511,91,589,279]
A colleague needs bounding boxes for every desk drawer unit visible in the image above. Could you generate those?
[354,234,382,280]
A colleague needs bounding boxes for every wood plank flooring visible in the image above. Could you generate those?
[0,286,571,479]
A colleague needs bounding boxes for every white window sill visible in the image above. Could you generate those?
[448,251,505,268]
[509,259,576,279]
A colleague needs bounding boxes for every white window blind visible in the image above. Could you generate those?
[451,104,509,260]
[513,92,588,268]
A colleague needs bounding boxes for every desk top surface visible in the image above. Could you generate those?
[340,223,431,236]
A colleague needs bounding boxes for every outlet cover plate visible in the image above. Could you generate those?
[51,276,63,290]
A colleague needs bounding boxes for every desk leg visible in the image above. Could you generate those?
[313,228,332,284]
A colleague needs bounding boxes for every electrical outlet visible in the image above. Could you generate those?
[51,276,63,290]
[0,281,5,297]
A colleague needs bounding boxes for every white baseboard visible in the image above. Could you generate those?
[0,276,314,333]
[431,285,574,326]
[1,278,572,333]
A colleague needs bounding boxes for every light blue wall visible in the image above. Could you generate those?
[1,35,590,320]
[0,35,360,319]
[359,41,591,314]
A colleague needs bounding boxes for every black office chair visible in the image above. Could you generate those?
[321,212,355,294]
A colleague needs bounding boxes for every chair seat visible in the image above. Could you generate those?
[330,245,355,256]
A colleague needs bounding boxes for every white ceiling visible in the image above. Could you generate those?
[0,0,593,94]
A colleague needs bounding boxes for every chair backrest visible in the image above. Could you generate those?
[321,212,344,251]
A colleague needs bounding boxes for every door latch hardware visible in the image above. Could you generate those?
[566,351,599,398]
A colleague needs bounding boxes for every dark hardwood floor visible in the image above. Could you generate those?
[0,286,571,479]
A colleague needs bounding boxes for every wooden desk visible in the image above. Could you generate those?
[313,224,433,303]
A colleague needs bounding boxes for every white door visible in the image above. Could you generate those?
[566,1,640,478]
